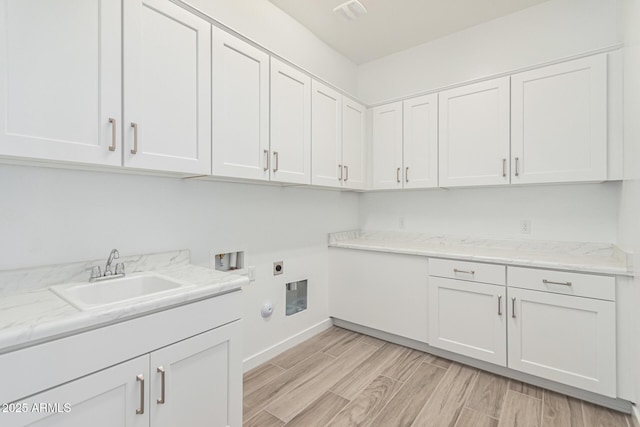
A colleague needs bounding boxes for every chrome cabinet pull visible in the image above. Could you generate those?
[263,149,269,171]
[157,366,165,404]
[108,118,117,152]
[396,167,400,183]
[344,165,349,182]
[502,158,506,177]
[136,374,145,414]
[130,122,138,154]
[338,164,343,181]
[405,167,409,183]
[511,297,516,318]
[273,151,279,173]
[514,157,520,177]
[543,279,572,286]
[498,295,502,316]
[453,268,475,275]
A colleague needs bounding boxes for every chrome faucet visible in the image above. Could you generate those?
[88,249,126,282]
[104,249,119,276]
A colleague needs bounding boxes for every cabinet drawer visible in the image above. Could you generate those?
[508,267,615,301]
[429,259,505,285]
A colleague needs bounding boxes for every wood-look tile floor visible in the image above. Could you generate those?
[243,327,634,427]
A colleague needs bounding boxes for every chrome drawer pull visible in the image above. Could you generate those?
[344,165,349,182]
[108,118,117,151]
[157,366,166,404]
[453,268,475,275]
[511,297,516,318]
[543,279,572,286]
[136,374,145,415]
[263,149,269,171]
[502,158,506,177]
[130,122,139,154]
[498,295,502,316]
[514,157,520,177]
[396,167,401,183]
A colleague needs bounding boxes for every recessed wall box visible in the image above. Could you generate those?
[210,249,246,275]
[286,280,307,316]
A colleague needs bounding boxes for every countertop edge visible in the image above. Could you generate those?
[329,242,633,277]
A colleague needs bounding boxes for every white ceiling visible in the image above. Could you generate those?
[269,0,550,64]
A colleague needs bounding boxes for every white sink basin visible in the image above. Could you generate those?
[50,273,194,310]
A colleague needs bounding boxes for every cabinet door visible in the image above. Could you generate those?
[270,58,311,184]
[403,94,438,189]
[0,0,121,166]
[511,55,607,184]
[439,77,510,187]
[123,0,211,175]
[7,356,149,427]
[507,287,616,397]
[342,98,367,190]
[329,249,428,343]
[428,277,506,366]
[372,102,403,190]
[311,81,343,188]
[212,28,269,180]
[150,321,242,427]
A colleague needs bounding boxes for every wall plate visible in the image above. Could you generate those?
[273,261,283,275]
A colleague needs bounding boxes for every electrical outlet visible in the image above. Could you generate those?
[273,261,283,276]
[520,220,531,234]
[247,266,256,282]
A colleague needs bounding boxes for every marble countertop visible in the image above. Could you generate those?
[0,250,248,354]
[329,231,632,276]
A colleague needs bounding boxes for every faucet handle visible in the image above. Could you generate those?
[87,265,102,280]
[115,262,125,275]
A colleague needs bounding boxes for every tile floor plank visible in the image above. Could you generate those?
[380,347,425,382]
[509,380,543,399]
[329,375,403,427]
[243,410,284,427]
[542,391,585,427]
[283,391,349,427]
[455,408,499,427]
[323,328,363,357]
[243,363,286,396]
[582,402,630,427]
[424,353,453,369]
[497,390,541,427]
[243,352,334,420]
[465,371,509,419]
[331,343,407,400]
[411,363,479,427]
[359,335,386,348]
[365,362,447,427]
[267,341,378,422]
[269,327,349,369]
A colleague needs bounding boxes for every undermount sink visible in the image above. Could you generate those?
[50,273,194,310]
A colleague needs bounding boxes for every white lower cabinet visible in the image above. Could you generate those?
[507,268,616,397]
[428,277,507,366]
[8,356,149,427]
[329,249,428,342]
[428,260,507,366]
[429,259,617,397]
[9,322,240,427]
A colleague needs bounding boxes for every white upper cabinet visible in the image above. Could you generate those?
[403,94,438,189]
[124,0,211,175]
[0,0,122,166]
[438,77,511,187]
[212,28,270,180]
[342,98,367,190]
[312,81,343,187]
[511,55,607,184]
[372,102,403,190]
[270,58,311,185]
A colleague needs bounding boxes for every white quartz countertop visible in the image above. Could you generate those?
[0,250,247,354]
[329,231,632,276]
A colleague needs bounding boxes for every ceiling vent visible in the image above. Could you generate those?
[333,0,368,21]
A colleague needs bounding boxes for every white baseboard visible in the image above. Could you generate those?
[242,318,333,372]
